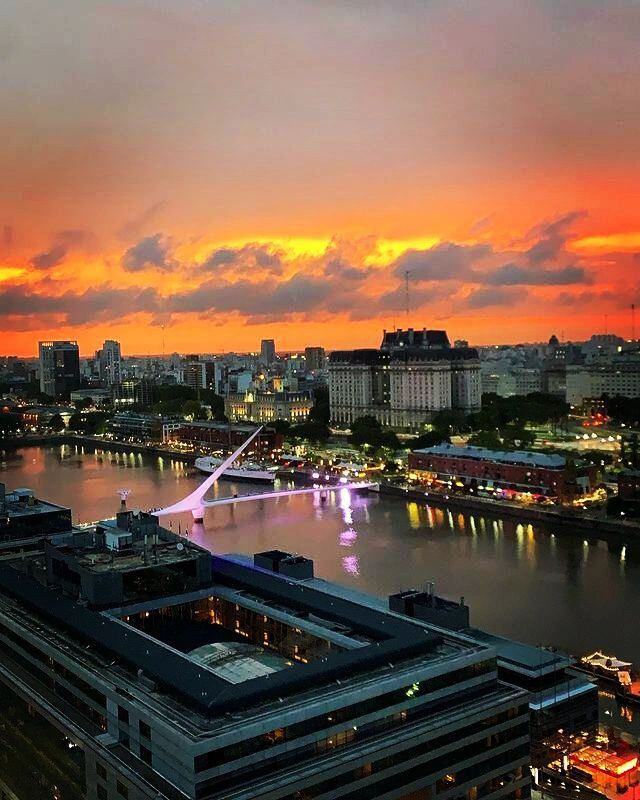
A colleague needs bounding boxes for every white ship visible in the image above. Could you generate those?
[194,456,277,484]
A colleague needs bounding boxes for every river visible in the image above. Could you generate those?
[1,444,639,671]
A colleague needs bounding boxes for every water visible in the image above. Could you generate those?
[2,444,639,665]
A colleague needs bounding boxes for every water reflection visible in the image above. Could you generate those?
[2,445,640,667]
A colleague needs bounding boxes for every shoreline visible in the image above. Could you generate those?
[376,483,639,541]
[3,435,639,540]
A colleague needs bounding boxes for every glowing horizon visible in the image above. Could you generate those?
[2,1,639,356]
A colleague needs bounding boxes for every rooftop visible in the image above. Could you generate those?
[0,486,70,519]
[413,443,567,469]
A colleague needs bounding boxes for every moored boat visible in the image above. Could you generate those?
[195,456,277,483]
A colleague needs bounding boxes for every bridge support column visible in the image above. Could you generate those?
[191,506,205,523]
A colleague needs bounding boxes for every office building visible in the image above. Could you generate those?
[329,328,481,430]
[305,346,326,372]
[390,589,598,767]
[260,338,277,365]
[225,389,313,423]
[182,354,208,390]
[566,357,640,404]
[0,503,532,800]
[38,340,81,398]
[113,379,154,407]
[109,411,183,442]
[408,444,597,501]
[97,339,122,386]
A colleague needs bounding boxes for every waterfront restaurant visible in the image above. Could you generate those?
[408,444,597,502]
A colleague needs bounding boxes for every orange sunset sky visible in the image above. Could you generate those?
[2,0,640,357]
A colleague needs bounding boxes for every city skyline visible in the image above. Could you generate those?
[2,1,640,355]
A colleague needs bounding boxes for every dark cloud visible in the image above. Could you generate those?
[526,210,586,265]
[121,233,175,272]
[29,229,95,270]
[323,258,368,281]
[466,286,526,309]
[0,282,160,325]
[394,242,492,282]
[200,244,282,274]
[30,243,68,269]
[486,263,589,286]
[170,273,335,317]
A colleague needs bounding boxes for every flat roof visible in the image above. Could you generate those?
[413,443,566,469]
[468,628,572,675]
[0,551,444,716]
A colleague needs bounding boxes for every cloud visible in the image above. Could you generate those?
[466,286,526,309]
[29,229,96,270]
[200,243,282,274]
[30,243,68,270]
[323,257,368,281]
[0,283,160,326]
[394,242,492,282]
[121,233,175,272]
[486,263,589,286]
[526,210,587,265]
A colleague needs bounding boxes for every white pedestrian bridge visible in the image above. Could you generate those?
[153,426,376,522]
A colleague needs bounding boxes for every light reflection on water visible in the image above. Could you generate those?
[2,445,639,668]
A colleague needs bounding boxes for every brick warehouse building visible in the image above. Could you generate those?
[168,421,282,456]
[408,444,597,501]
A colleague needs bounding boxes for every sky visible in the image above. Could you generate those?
[1,0,640,356]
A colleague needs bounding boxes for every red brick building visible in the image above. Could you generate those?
[168,422,282,456]
[408,444,596,501]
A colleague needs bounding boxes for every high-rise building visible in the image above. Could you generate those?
[329,328,481,430]
[97,339,122,385]
[304,346,326,372]
[38,340,80,398]
[0,504,532,800]
[260,338,276,365]
[182,354,207,389]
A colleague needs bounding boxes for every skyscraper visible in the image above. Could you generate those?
[38,340,80,398]
[305,346,326,371]
[260,338,276,365]
[97,339,122,386]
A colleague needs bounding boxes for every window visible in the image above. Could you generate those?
[97,786,107,800]
[139,720,151,740]
[140,744,152,765]
[116,780,129,798]
[96,762,107,781]
[118,706,129,724]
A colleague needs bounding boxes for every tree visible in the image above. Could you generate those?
[74,397,93,411]
[309,386,330,424]
[413,430,449,449]
[290,420,331,442]
[467,429,502,449]
[67,413,83,432]
[431,409,468,436]
[350,416,383,448]
[181,399,207,420]
[270,419,291,435]
[501,422,535,450]
[49,413,65,432]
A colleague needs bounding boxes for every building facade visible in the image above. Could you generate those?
[329,329,481,430]
[0,502,533,800]
[260,339,276,365]
[408,444,596,501]
[168,421,283,454]
[305,346,326,372]
[97,339,122,386]
[566,359,640,404]
[225,390,313,423]
[38,340,81,397]
[109,411,183,441]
